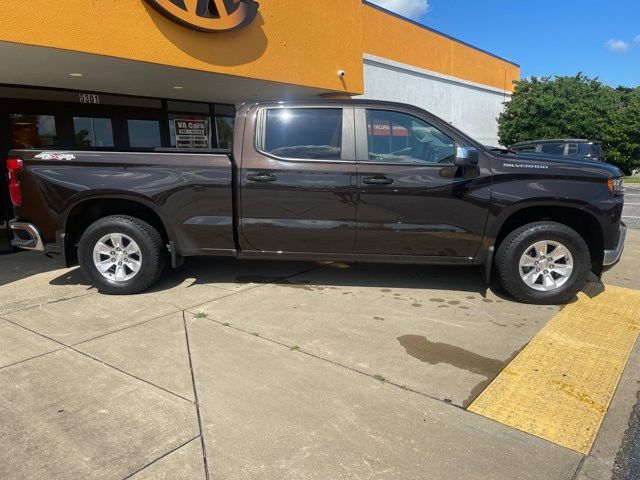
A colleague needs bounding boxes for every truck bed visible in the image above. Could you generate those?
[11,149,237,259]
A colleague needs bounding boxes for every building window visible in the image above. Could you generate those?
[262,108,343,160]
[127,119,161,148]
[73,117,114,148]
[366,110,455,164]
[215,117,234,150]
[9,114,57,149]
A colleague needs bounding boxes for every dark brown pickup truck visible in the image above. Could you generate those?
[7,100,627,304]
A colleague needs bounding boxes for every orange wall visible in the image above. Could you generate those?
[0,0,518,94]
[362,4,519,92]
[0,0,365,94]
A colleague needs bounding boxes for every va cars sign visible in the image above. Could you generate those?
[145,0,259,32]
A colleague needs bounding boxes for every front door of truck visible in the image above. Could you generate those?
[239,106,357,254]
[353,107,491,259]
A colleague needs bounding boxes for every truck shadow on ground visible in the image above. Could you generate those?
[49,256,514,300]
[0,251,68,287]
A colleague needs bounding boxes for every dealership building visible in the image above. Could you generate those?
[0,0,519,251]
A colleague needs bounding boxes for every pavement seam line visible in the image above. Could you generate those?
[182,310,211,480]
[70,285,283,347]
[197,315,466,411]
[0,289,97,316]
[0,346,66,371]
[71,265,325,348]
[570,455,587,480]
[0,266,323,407]
[70,308,186,347]
[70,345,196,404]
[120,435,201,480]
[0,316,195,404]
[183,262,329,313]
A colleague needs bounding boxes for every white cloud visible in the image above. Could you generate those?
[605,39,630,52]
[635,34,640,44]
[369,0,429,21]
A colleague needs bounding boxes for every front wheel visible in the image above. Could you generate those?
[495,221,591,304]
[78,215,166,295]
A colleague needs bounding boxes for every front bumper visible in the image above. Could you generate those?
[9,220,44,251]
[603,222,627,267]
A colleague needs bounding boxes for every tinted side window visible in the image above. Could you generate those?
[263,108,342,160]
[366,110,455,164]
[513,145,537,153]
[593,143,605,158]
[540,143,565,155]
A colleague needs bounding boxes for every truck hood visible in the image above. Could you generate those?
[494,151,623,178]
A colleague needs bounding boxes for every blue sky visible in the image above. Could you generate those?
[368,0,640,87]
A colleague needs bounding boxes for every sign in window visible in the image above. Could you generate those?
[174,119,208,148]
[168,114,211,149]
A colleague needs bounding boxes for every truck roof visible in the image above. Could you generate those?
[511,139,601,145]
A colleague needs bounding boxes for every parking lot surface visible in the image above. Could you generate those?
[623,184,640,229]
[0,230,638,480]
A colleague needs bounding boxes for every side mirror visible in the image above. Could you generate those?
[455,146,479,167]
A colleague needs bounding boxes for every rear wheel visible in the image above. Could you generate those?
[78,215,166,294]
[495,221,591,304]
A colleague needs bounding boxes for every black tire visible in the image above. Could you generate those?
[495,221,591,305]
[78,215,166,295]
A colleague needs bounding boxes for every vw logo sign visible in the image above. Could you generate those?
[145,0,259,32]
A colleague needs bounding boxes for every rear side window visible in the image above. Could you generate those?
[540,143,565,155]
[262,108,342,160]
[513,145,537,153]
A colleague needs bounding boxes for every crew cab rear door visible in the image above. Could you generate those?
[238,105,357,254]
[353,106,491,259]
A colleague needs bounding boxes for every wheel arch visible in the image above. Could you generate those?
[493,205,604,274]
[63,196,172,266]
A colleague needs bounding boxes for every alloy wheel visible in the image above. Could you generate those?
[518,240,574,292]
[92,233,142,282]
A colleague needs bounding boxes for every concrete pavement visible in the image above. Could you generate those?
[0,231,638,479]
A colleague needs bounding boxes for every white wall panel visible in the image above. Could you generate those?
[358,55,512,146]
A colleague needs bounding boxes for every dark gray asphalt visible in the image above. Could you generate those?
[623,185,640,230]
[612,182,640,480]
[613,389,640,480]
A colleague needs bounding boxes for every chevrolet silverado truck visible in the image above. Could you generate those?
[7,100,627,304]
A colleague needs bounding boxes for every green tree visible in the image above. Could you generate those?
[498,74,640,174]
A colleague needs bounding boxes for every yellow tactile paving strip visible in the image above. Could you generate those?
[468,284,640,454]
